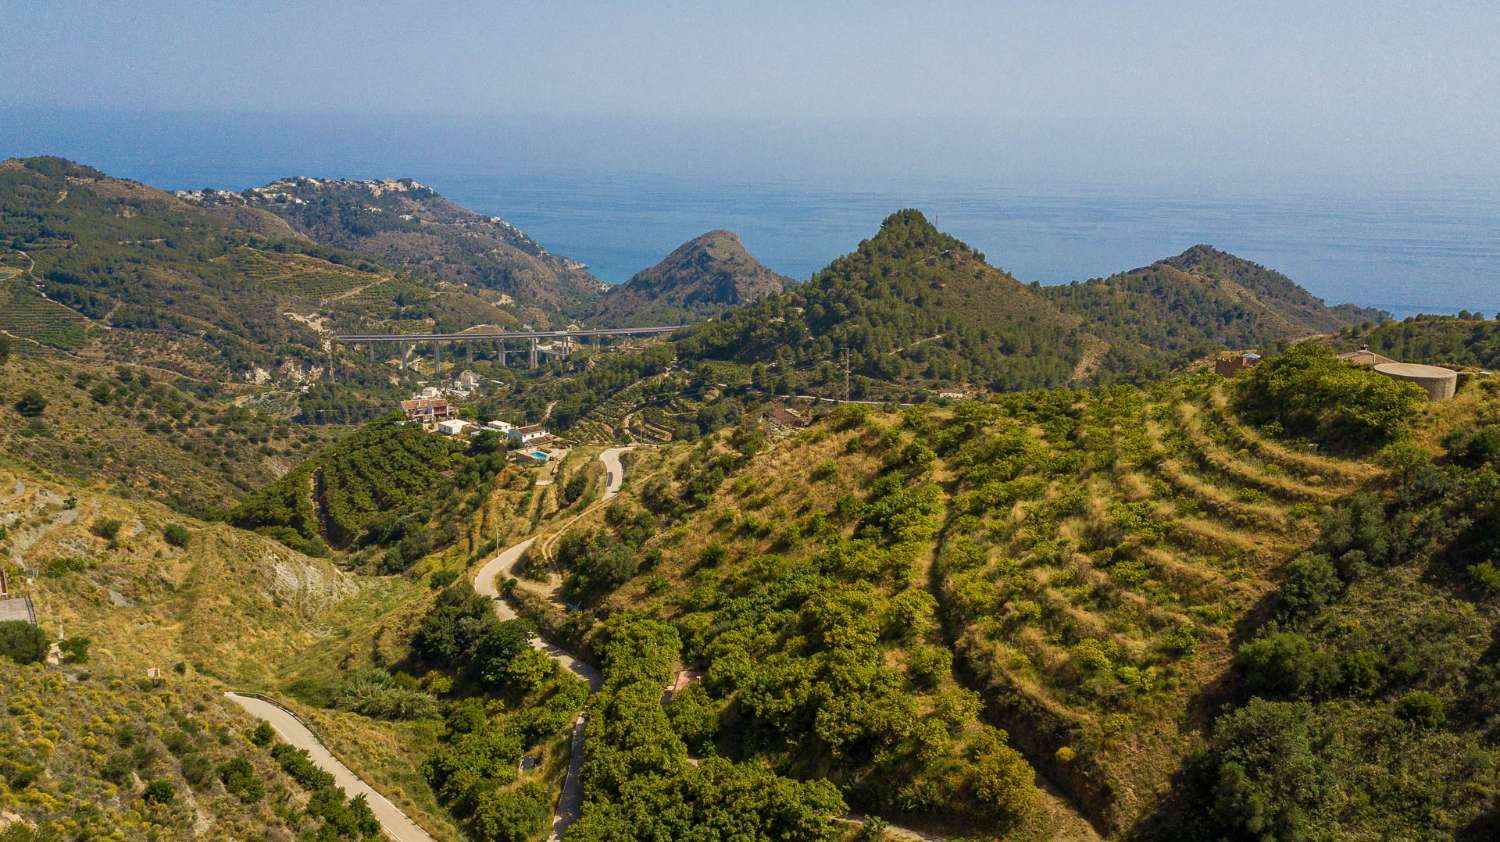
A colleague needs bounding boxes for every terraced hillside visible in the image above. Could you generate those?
[516,362,1398,839]
[931,374,1377,832]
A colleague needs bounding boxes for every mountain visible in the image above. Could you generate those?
[1336,312,1500,369]
[0,156,522,381]
[587,230,788,326]
[181,176,607,321]
[675,209,1095,399]
[1042,244,1385,371]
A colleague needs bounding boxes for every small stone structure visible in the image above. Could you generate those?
[1373,362,1458,401]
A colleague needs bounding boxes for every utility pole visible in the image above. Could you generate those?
[842,346,851,402]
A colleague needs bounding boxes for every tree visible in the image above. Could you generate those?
[1236,632,1340,699]
[12,389,45,418]
[0,621,48,664]
[469,783,549,842]
[0,335,10,365]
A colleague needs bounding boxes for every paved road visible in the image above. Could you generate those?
[471,447,630,839]
[224,693,435,842]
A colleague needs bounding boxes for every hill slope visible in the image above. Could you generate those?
[181,176,606,321]
[0,157,522,379]
[1041,244,1385,372]
[676,209,1094,399]
[587,229,788,326]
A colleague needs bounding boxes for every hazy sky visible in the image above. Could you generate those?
[3,1,1498,189]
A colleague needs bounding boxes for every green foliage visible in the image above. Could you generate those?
[90,518,121,541]
[334,669,439,720]
[231,415,465,555]
[13,389,46,418]
[162,523,191,548]
[469,782,549,842]
[1393,691,1445,729]
[424,700,523,821]
[248,721,275,747]
[217,756,264,803]
[142,778,175,804]
[0,621,47,665]
[1235,632,1340,699]
[1235,344,1422,452]
[1277,552,1342,622]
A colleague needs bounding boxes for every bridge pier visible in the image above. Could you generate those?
[528,337,538,369]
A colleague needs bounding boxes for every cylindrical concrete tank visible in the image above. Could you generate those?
[1373,362,1458,401]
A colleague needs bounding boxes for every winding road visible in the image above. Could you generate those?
[224,692,435,842]
[472,446,629,840]
[230,445,939,841]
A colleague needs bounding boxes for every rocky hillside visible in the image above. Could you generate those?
[588,229,788,326]
[181,176,606,321]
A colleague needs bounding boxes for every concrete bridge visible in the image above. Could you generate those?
[334,325,685,369]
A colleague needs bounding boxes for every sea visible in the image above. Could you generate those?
[4,109,1497,319]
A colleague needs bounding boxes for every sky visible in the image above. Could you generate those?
[2,1,1498,191]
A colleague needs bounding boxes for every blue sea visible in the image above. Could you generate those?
[4,109,1497,318]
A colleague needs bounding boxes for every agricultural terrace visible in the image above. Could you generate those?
[552,371,1385,838]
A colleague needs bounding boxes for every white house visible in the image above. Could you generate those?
[514,424,550,445]
[485,419,515,434]
[437,419,472,437]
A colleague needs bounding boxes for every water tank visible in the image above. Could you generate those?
[1373,362,1458,401]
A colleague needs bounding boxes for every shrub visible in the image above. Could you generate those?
[470,782,550,842]
[59,636,90,664]
[1394,691,1446,729]
[1236,632,1340,699]
[13,389,46,418]
[248,721,274,747]
[162,523,191,548]
[91,518,122,541]
[217,756,263,802]
[0,621,48,665]
[1470,561,1500,596]
[1277,552,1341,622]
[180,754,214,789]
[142,778,175,804]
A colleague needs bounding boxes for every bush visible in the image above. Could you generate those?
[248,721,274,747]
[470,782,550,842]
[59,636,90,664]
[1236,632,1340,699]
[1277,552,1342,622]
[13,389,46,418]
[0,621,48,665]
[91,518,122,541]
[1394,691,1446,729]
[142,778,175,805]
[218,756,263,802]
[1470,561,1500,596]
[162,523,191,548]
[180,754,215,789]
